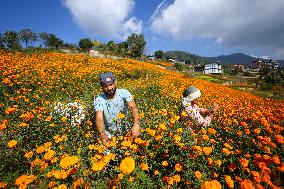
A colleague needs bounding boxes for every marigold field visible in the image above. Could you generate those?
[0,51,283,189]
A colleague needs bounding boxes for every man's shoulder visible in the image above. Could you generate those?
[94,93,107,102]
[117,88,130,94]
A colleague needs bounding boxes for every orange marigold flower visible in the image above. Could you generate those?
[240,179,255,189]
[15,175,37,188]
[172,175,181,182]
[239,158,249,168]
[200,180,222,189]
[224,175,234,188]
[194,171,202,180]
[44,150,55,161]
[202,147,213,155]
[140,163,149,171]
[0,182,7,188]
[175,163,183,172]
[154,170,159,176]
[24,151,33,159]
[92,161,106,172]
[36,146,45,154]
[120,157,135,174]
[7,140,17,148]
[60,155,79,169]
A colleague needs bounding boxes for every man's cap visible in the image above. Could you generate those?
[99,72,116,85]
[183,86,201,101]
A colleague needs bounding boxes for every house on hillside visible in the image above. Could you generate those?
[204,62,222,74]
[250,59,279,71]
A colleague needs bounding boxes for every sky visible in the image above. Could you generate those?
[1,0,284,59]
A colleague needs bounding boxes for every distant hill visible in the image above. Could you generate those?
[164,50,210,65]
[205,53,284,67]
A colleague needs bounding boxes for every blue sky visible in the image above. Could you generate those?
[1,0,284,59]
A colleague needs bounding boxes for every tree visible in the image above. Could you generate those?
[19,29,37,47]
[3,31,22,50]
[126,33,146,58]
[117,41,128,55]
[106,40,117,52]
[79,38,93,51]
[154,50,164,59]
[0,33,5,49]
[39,32,63,49]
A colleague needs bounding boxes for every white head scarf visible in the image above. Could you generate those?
[182,87,201,107]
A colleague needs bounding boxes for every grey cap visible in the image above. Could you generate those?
[183,86,200,97]
[99,72,116,85]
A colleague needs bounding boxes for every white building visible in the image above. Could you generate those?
[204,63,222,74]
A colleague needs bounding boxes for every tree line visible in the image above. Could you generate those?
[0,28,146,58]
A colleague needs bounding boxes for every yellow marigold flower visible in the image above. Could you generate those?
[45,116,52,121]
[53,170,68,179]
[224,175,234,188]
[117,113,125,119]
[215,160,222,167]
[140,163,149,171]
[129,176,134,182]
[15,175,37,188]
[200,180,222,189]
[61,116,68,122]
[173,135,181,142]
[175,163,183,172]
[118,173,124,180]
[194,171,202,180]
[121,140,132,147]
[60,155,79,169]
[57,184,68,189]
[202,147,213,156]
[36,146,45,154]
[7,140,17,148]
[162,161,168,167]
[172,175,181,182]
[181,111,187,117]
[43,142,52,150]
[176,128,183,133]
[158,123,167,131]
[89,144,95,150]
[44,150,55,160]
[120,157,135,174]
[202,135,209,141]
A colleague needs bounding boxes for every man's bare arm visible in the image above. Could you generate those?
[128,101,140,138]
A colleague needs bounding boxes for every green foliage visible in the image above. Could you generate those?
[174,63,191,72]
[154,50,164,59]
[0,33,5,49]
[126,33,146,58]
[39,33,63,49]
[164,50,209,65]
[2,31,22,50]
[19,29,37,47]
[79,38,93,51]
[258,67,284,89]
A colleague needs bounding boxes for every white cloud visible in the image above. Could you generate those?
[150,0,284,48]
[62,0,142,40]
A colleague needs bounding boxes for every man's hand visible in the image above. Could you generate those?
[129,123,140,140]
[100,132,110,147]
